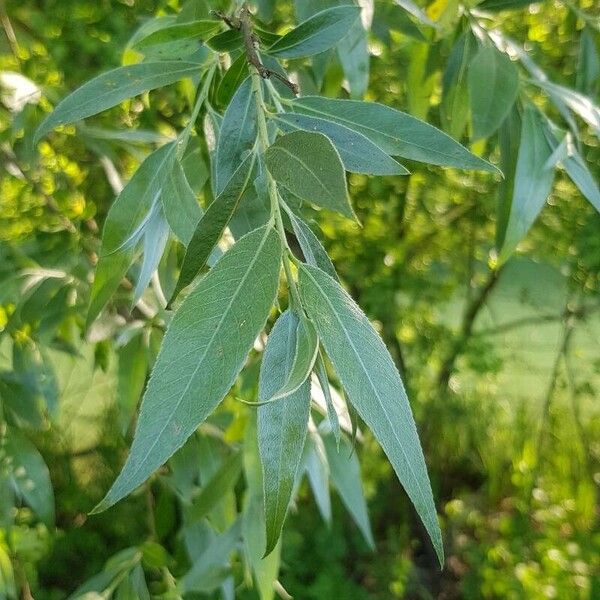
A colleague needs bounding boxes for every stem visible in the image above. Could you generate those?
[247,37,302,310]
[176,61,217,158]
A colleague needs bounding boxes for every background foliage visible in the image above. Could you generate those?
[0,0,599,598]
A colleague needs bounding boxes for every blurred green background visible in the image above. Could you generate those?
[0,0,599,598]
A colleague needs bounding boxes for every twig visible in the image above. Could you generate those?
[212,6,299,95]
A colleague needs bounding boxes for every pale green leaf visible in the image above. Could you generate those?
[303,431,332,524]
[35,62,201,143]
[3,427,55,526]
[323,432,374,547]
[291,96,498,172]
[87,143,175,326]
[92,225,281,512]
[468,45,520,140]
[274,113,408,175]
[170,152,256,303]
[298,264,443,565]
[266,130,354,218]
[315,351,341,445]
[268,6,360,59]
[258,310,311,555]
[499,106,555,264]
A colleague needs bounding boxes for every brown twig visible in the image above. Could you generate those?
[212,6,299,95]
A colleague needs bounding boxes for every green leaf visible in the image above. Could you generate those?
[117,333,148,435]
[258,310,311,555]
[206,29,243,52]
[298,264,443,565]
[270,315,319,401]
[217,53,249,107]
[180,520,241,593]
[498,106,555,264]
[87,143,175,326]
[303,431,331,523]
[478,0,543,11]
[268,6,360,59]
[394,0,438,27]
[35,62,201,143]
[545,127,600,213]
[133,20,221,59]
[576,27,600,97]
[337,16,370,99]
[322,432,374,547]
[215,77,257,195]
[535,79,600,136]
[291,96,498,172]
[170,152,256,302]
[133,205,170,304]
[496,106,522,251]
[92,225,282,512]
[285,209,339,281]
[266,130,354,218]
[315,351,341,445]
[468,45,520,140]
[3,427,55,526]
[161,159,202,246]
[274,113,408,175]
[185,451,243,525]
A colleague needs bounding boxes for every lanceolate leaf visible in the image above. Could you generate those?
[258,310,311,555]
[4,427,55,526]
[92,225,282,512]
[545,126,600,213]
[170,152,256,302]
[161,159,203,246]
[185,451,243,525]
[315,351,341,445]
[267,6,361,59]
[298,264,443,565]
[215,77,257,195]
[499,106,555,264]
[274,113,408,175]
[322,432,374,548]
[285,209,339,281]
[88,143,176,326]
[303,431,332,523]
[35,62,201,142]
[468,44,520,140]
[290,96,498,172]
[133,21,221,59]
[266,130,354,218]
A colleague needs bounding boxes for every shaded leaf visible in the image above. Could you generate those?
[499,106,555,264]
[170,152,256,302]
[303,431,332,523]
[468,44,519,140]
[285,209,339,281]
[3,427,54,526]
[215,77,257,195]
[322,431,374,547]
